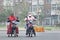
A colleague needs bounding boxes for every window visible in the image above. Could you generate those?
[52,4,56,7]
[57,7,60,10]
[39,0,44,5]
[45,0,51,4]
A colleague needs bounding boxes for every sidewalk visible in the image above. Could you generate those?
[0,27,60,32]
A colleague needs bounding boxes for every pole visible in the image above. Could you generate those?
[31,0,32,12]
[37,0,39,25]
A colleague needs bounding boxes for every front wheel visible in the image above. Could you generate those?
[30,30,33,37]
[28,30,33,37]
[14,30,18,37]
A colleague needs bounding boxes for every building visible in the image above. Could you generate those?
[51,0,60,25]
[28,0,60,26]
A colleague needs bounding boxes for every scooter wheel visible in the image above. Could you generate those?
[16,35,18,37]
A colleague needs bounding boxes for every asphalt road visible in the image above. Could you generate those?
[0,30,60,40]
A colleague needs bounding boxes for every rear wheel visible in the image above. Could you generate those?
[14,30,16,37]
[8,34,10,37]
[28,30,33,37]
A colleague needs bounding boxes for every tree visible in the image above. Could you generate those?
[0,9,12,22]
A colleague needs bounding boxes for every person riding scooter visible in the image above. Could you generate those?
[7,13,19,37]
[24,14,36,36]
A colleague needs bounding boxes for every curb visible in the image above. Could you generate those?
[0,28,26,30]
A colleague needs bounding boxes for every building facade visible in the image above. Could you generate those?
[28,0,60,26]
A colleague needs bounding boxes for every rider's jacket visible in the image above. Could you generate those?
[8,16,17,21]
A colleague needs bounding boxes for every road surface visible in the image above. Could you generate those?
[0,30,60,40]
